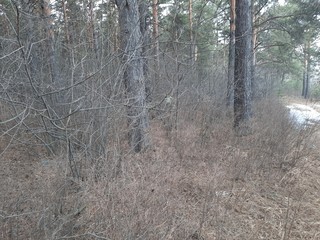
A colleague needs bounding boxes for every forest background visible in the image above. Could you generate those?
[1,0,320,239]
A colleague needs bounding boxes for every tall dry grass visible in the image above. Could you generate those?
[1,98,319,239]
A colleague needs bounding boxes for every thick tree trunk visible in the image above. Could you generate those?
[226,0,235,107]
[234,0,253,134]
[116,0,150,152]
[139,0,152,103]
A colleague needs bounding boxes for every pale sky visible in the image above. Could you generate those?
[279,0,286,6]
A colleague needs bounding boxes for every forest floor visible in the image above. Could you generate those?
[1,97,320,239]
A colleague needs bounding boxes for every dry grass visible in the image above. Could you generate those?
[1,98,320,239]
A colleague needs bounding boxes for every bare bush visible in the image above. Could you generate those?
[1,1,319,238]
[2,96,319,239]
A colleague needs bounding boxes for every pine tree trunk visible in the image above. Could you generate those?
[62,0,71,45]
[139,0,152,103]
[252,10,258,99]
[116,0,150,152]
[234,0,253,135]
[152,0,160,82]
[188,0,195,65]
[302,71,306,98]
[42,0,59,85]
[227,0,235,107]
[302,41,310,99]
[88,0,99,60]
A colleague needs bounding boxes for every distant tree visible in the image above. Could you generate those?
[302,39,311,99]
[87,0,99,60]
[290,0,320,99]
[116,0,150,152]
[41,0,59,85]
[257,0,320,98]
[188,0,195,64]
[61,0,71,46]
[234,0,253,134]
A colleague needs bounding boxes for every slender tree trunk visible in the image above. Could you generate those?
[234,0,253,134]
[42,0,59,85]
[252,4,258,100]
[302,60,310,99]
[188,0,195,65]
[20,0,39,79]
[62,0,71,45]
[305,71,309,99]
[227,0,235,107]
[88,0,99,60]
[302,41,310,99]
[302,71,306,98]
[152,0,160,82]
[116,0,150,152]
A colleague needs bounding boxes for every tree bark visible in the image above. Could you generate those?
[227,0,235,107]
[251,3,259,100]
[152,0,160,82]
[116,0,150,152]
[302,41,310,99]
[234,0,253,134]
[62,0,71,45]
[42,0,59,85]
[188,0,195,65]
[88,0,100,60]
[139,0,152,103]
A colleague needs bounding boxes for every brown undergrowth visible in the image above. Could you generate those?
[1,98,320,239]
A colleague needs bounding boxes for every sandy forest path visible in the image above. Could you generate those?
[284,96,320,126]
